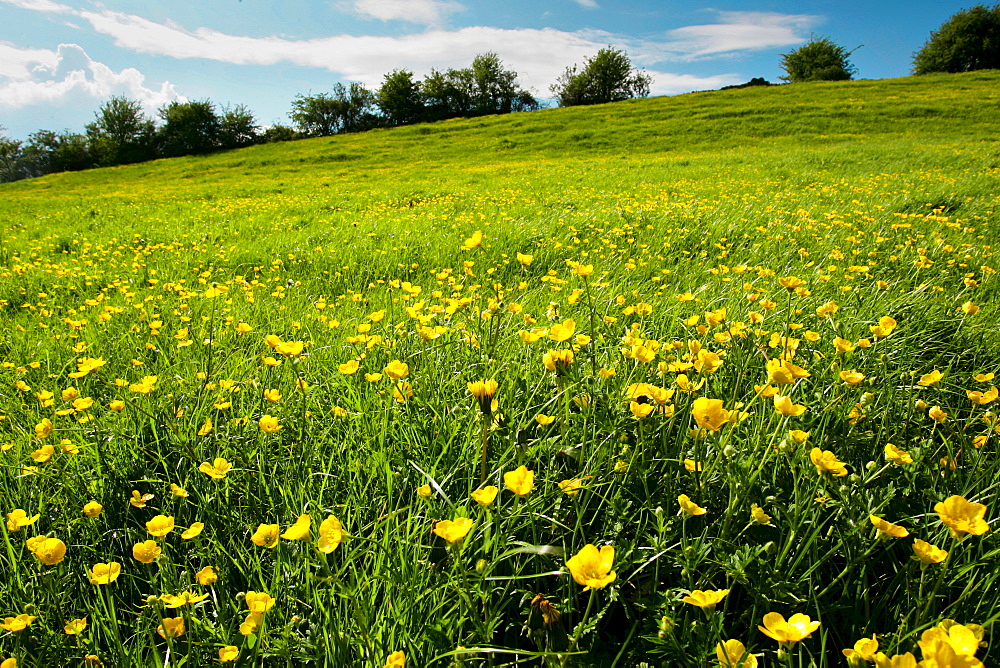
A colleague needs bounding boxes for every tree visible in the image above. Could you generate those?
[219,104,260,149]
[551,47,651,107]
[290,84,377,137]
[0,133,24,183]
[913,5,1000,74]
[468,53,538,115]
[157,100,221,157]
[377,69,424,126]
[779,38,857,82]
[85,96,155,166]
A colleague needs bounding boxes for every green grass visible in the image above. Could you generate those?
[0,71,999,667]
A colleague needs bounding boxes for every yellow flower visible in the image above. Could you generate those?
[146,515,175,537]
[259,415,281,433]
[157,617,185,639]
[181,522,204,540]
[31,536,67,565]
[83,500,103,517]
[30,444,54,463]
[132,540,161,564]
[928,405,948,423]
[682,589,730,609]
[64,618,87,635]
[918,370,944,387]
[467,379,498,415]
[751,504,772,526]
[691,397,730,431]
[758,612,820,645]
[974,372,995,383]
[196,565,218,585]
[716,639,757,668]
[869,514,909,538]
[911,539,948,565]
[219,646,240,662]
[0,614,36,632]
[630,401,655,418]
[471,486,499,507]
[461,229,483,249]
[788,429,810,443]
[197,418,213,436]
[534,413,556,425]
[840,370,865,385]
[383,651,406,668]
[565,544,616,589]
[773,395,806,417]
[549,319,576,342]
[240,612,263,636]
[129,490,154,508]
[170,484,189,498]
[281,514,311,541]
[777,275,804,289]
[960,301,980,315]
[393,382,413,403]
[684,459,703,472]
[160,591,209,608]
[935,495,989,538]
[275,340,304,357]
[678,494,707,516]
[384,360,409,380]
[88,562,121,584]
[833,337,856,354]
[433,517,473,543]
[516,252,533,266]
[245,591,275,613]
[338,359,360,375]
[967,386,999,405]
[810,447,848,476]
[884,443,913,465]
[558,477,591,496]
[6,509,40,532]
[416,485,432,498]
[317,514,344,553]
[918,622,983,664]
[842,635,879,663]
[251,523,280,548]
[109,399,125,412]
[504,465,534,497]
[542,348,574,374]
[34,418,54,439]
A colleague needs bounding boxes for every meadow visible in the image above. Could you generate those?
[0,70,999,666]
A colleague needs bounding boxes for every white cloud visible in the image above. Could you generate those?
[351,0,465,26]
[572,0,599,8]
[658,11,820,59]
[0,42,183,110]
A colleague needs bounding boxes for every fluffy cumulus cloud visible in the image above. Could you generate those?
[659,11,820,59]
[0,41,183,110]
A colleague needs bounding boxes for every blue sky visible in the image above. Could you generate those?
[0,0,975,141]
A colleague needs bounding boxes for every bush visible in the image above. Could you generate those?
[913,4,1000,74]
[780,38,857,83]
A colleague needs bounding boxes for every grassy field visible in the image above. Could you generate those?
[1,70,999,667]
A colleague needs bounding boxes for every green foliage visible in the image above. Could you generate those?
[420,53,538,121]
[551,47,651,106]
[377,69,423,127]
[156,100,222,157]
[780,38,857,82]
[85,96,156,166]
[913,4,1000,74]
[219,104,260,150]
[290,83,377,137]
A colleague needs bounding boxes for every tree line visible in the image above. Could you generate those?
[0,48,650,183]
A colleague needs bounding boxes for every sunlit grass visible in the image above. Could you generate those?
[0,71,998,667]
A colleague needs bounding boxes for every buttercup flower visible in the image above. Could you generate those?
[842,635,879,663]
[133,540,161,564]
[504,465,534,497]
[884,443,913,465]
[146,514,175,537]
[384,360,409,380]
[682,589,730,610]
[678,494,707,516]
[691,397,731,431]
[565,544,616,589]
[751,504,772,526]
[251,523,280,548]
[219,647,239,662]
[716,639,757,668]
[416,484,432,498]
[88,562,121,584]
[64,618,87,635]
[259,415,281,433]
[196,565,218,585]
[245,591,275,614]
[281,514,311,541]
[810,447,848,476]
[317,514,344,553]
[83,500,103,518]
[0,614,36,632]
[912,539,948,565]
[199,457,232,479]
[181,522,204,540]
[129,490,154,508]
[758,612,820,645]
[870,515,909,538]
[33,537,67,565]
[918,370,944,387]
[157,617,185,639]
[383,651,406,668]
[6,509,40,532]
[433,517,473,543]
[935,495,989,538]
[471,486,499,507]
